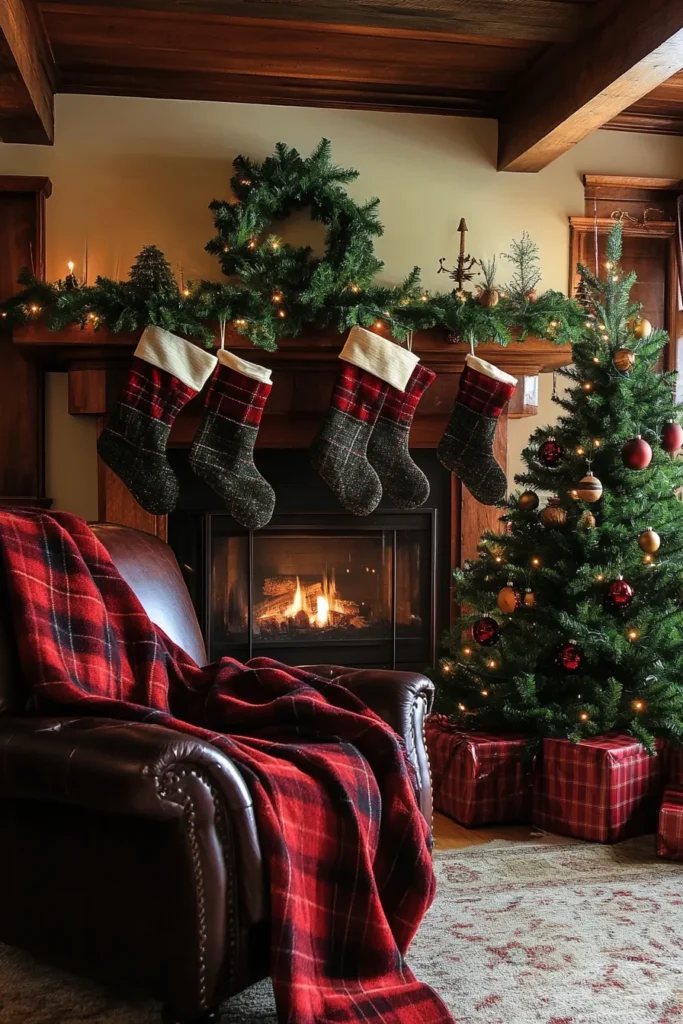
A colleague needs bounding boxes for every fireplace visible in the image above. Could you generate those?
[168,449,451,670]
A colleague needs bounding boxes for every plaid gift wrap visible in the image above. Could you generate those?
[425,715,532,827]
[664,744,683,786]
[657,787,683,859]
[533,734,663,843]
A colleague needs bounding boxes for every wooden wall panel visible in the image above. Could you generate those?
[0,177,50,503]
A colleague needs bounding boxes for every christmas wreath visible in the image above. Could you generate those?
[2,139,586,351]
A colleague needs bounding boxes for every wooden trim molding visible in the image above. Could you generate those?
[0,0,56,145]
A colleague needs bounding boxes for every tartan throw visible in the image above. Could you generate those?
[310,364,389,516]
[425,716,531,827]
[657,786,683,859]
[189,360,275,530]
[533,734,663,844]
[367,364,436,511]
[0,509,452,1024]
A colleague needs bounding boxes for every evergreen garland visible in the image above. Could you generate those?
[436,223,683,749]
[2,139,585,351]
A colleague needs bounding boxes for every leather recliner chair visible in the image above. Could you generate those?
[0,523,434,1024]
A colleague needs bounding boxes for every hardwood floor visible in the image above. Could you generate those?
[432,811,540,850]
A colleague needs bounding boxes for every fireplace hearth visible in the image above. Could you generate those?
[168,449,451,670]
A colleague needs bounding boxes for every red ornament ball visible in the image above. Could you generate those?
[472,616,500,647]
[538,438,564,467]
[607,577,634,608]
[662,420,683,453]
[557,642,582,673]
[622,436,652,470]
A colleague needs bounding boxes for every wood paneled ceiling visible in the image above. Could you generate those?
[2,0,683,170]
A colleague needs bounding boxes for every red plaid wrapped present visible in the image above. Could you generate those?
[664,744,683,786]
[533,734,663,843]
[425,715,531,827]
[657,787,683,859]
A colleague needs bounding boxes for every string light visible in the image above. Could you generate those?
[592,356,600,364]
[576,446,585,456]
[487,660,497,670]
[374,321,384,330]
[633,699,645,712]
[30,304,40,314]
[350,283,360,293]
[271,292,283,304]
[223,246,230,253]
[549,320,558,329]
[182,287,191,297]
[463,647,472,657]
[481,689,489,697]
[570,488,579,499]
[278,309,287,319]
[240,178,252,186]
[583,382,593,392]
[248,239,257,249]
[494,555,503,564]
[579,711,590,722]
[0,312,6,318]
[271,240,280,250]
[531,556,541,567]
[598,322,605,329]
[442,661,452,674]
[595,573,604,582]
[605,262,612,270]
[585,321,593,328]
[458,703,466,712]
[593,439,601,448]
[643,554,654,564]
[627,627,639,642]
[67,261,75,274]
[234,318,247,327]
[420,293,429,302]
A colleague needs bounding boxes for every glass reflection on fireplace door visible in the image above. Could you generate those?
[208,513,435,670]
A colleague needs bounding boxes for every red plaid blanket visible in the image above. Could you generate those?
[0,510,452,1024]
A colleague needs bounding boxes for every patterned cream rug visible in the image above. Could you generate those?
[2,836,682,1024]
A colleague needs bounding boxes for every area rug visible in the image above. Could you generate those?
[2,836,683,1024]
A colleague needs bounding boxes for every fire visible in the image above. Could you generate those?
[257,571,359,630]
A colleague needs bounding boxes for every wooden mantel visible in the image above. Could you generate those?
[13,321,572,438]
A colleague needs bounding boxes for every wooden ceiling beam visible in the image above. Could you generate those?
[497,0,683,173]
[38,0,590,44]
[0,0,55,144]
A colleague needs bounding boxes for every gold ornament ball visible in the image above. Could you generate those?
[633,318,653,340]
[613,348,635,373]
[572,474,603,503]
[524,288,538,303]
[523,589,536,609]
[638,528,661,554]
[578,510,597,530]
[540,499,567,528]
[519,490,540,511]
[497,584,521,615]
[479,287,499,308]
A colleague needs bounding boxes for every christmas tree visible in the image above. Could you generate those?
[437,223,683,748]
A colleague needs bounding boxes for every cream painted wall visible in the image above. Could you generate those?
[2,94,683,516]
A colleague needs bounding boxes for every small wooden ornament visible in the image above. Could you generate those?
[633,318,653,340]
[497,583,522,614]
[571,474,603,503]
[578,510,596,530]
[613,348,635,373]
[638,528,661,554]
[518,490,540,511]
[540,497,567,527]
[523,588,536,609]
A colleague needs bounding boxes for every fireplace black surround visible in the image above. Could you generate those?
[168,449,452,670]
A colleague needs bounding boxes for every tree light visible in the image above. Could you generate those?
[0,312,6,318]
[582,382,593,392]
[240,178,252,185]
[595,573,604,582]
[350,283,360,293]
[271,292,283,304]
[271,240,280,250]
[30,305,40,313]
[248,239,257,249]
[531,556,541,567]
[576,446,585,455]
[458,703,466,712]
[278,309,287,318]
[442,661,452,674]
[593,439,601,447]
[481,689,489,697]
[487,660,497,670]
[494,555,503,564]
[627,628,639,642]
[421,293,429,302]
[234,318,247,327]
[633,699,645,712]
[592,357,600,364]
[605,262,612,270]
[643,554,654,564]
[182,288,190,297]
[374,321,384,330]
[67,261,75,274]
[463,646,472,656]
[223,246,230,253]
[579,711,590,721]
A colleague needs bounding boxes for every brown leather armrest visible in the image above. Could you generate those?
[0,716,252,818]
[0,715,267,923]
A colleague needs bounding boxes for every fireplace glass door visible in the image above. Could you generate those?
[203,513,435,669]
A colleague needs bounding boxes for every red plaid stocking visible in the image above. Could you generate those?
[189,349,275,529]
[310,327,419,515]
[97,327,217,514]
[437,353,517,505]
[367,363,436,509]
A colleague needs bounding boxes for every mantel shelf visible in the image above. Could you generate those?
[13,322,572,377]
